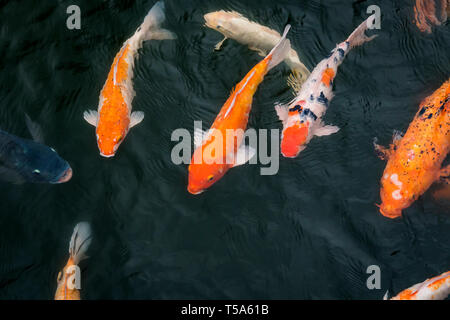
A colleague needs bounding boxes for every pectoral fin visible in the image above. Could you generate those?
[438,165,450,183]
[194,127,215,148]
[373,137,391,161]
[25,114,45,144]
[214,36,228,51]
[130,111,145,128]
[83,110,98,127]
[249,46,267,57]
[0,166,25,184]
[275,104,289,124]
[231,144,256,167]
[314,124,340,137]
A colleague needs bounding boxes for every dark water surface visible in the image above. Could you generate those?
[0,0,449,299]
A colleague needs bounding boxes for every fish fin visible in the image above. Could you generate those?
[232,144,256,167]
[383,290,390,300]
[249,46,267,57]
[24,114,45,144]
[392,130,404,142]
[287,70,305,95]
[130,111,145,128]
[438,165,450,180]
[69,222,92,265]
[194,128,209,148]
[265,24,291,71]
[83,110,98,127]
[275,103,289,124]
[214,36,228,51]
[373,137,391,161]
[346,14,378,49]
[314,124,340,137]
[0,166,26,184]
[149,28,177,40]
[137,1,176,41]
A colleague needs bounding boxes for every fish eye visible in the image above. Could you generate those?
[207,175,214,182]
[32,169,41,175]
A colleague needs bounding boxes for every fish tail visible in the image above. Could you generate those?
[69,222,92,265]
[345,14,378,49]
[265,24,292,71]
[133,1,176,43]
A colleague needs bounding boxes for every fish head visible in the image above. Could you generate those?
[378,171,411,219]
[187,147,229,194]
[280,121,309,158]
[95,119,129,158]
[204,11,237,36]
[15,141,72,184]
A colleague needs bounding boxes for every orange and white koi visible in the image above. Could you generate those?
[274,15,377,158]
[54,222,92,300]
[387,271,450,300]
[413,0,449,33]
[83,1,175,157]
[187,25,292,195]
[374,79,449,218]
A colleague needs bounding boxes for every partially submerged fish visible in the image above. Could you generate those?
[413,0,449,33]
[387,270,450,300]
[0,115,72,184]
[374,79,449,218]
[55,222,92,300]
[275,15,377,158]
[204,10,310,86]
[187,25,292,195]
[84,1,176,157]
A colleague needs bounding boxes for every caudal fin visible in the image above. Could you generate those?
[134,1,176,43]
[346,14,378,49]
[265,25,292,71]
[69,222,92,265]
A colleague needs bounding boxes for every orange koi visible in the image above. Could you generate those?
[54,222,92,300]
[187,25,292,194]
[375,79,449,218]
[388,271,450,300]
[84,1,175,157]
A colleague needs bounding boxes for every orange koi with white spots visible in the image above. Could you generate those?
[388,271,450,300]
[187,25,292,194]
[54,222,92,300]
[275,15,377,158]
[375,79,450,218]
[84,1,175,157]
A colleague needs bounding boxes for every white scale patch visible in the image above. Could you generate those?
[224,70,256,118]
[390,173,403,200]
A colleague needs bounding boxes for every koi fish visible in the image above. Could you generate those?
[0,115,72,184]
[386,271,450,300]
[204,10,310,86]
[374,79,449,218]
[413,0,449,33]
[275,15,377,158]
[54,222,92,300]
[83,1,176,157]
[187,25,292,195]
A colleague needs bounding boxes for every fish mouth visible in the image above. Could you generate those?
[378,204,402,219]
[100,152,115,158]
[55,167,73,184]
[187,186,204,195]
